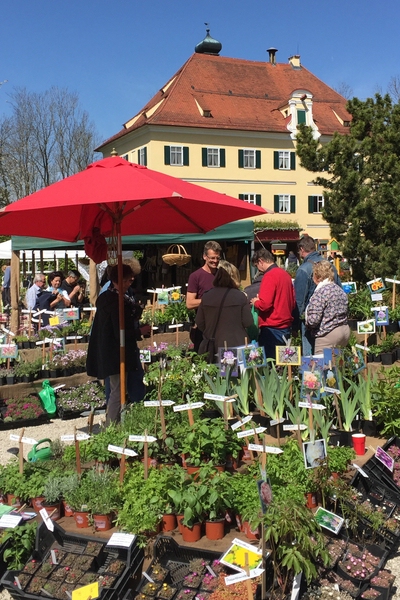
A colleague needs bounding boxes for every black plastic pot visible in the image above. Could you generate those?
[386,320,398,333]
[381,351,395,366]
[362,419,377,437]
[374,353,382,363]
[5,376,14,385]
[338,430,353,447]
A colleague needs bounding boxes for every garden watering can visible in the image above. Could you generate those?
[27,439,53,462]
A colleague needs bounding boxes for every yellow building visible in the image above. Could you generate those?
[97,31,351,243]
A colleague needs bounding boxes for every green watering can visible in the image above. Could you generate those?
[27,439,53,462]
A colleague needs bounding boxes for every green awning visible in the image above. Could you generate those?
[11,220,254,251]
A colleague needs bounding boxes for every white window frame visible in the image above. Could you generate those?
[242,193,257,205]
[314,195,324,213]
[279,195,291,213]
[207,148,220,167]
[278,151,290,170]
[138,147,146,165]
[243,149,256,169]
[170,145,183,166]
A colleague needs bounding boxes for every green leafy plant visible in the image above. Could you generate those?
[3,521,38,570]
[337,373,360,431]
[197,464,232,521]
[371,366,400,435]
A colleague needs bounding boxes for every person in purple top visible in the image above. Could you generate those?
[186,240,221,352]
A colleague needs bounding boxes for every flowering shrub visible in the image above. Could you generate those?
[51,349,87,370]
[4,396,45,422]
[56,382,105,413]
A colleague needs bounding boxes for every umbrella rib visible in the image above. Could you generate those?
[162,198,207,232]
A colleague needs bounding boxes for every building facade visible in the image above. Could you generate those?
[97,32,351,242]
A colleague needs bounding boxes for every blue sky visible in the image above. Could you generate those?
[2,1,399,146]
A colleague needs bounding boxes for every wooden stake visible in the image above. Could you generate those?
[119,439,127,485]
[188,408,194,426]
[74,426,81,475]
[392,282,397,311]
[18,428,25,475]
[157,361,167,440]
[244,553,253,600]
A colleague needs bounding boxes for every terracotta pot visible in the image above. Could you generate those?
[162,513,177,532]
[214,464,226,472]
[62,500,74,517]
[305,492,318,509]
[186,466,200,477]
[331,473,340,480]
[241,520,260,540]
[176,514,184,534]
[141,457,158,469]
[42,502,62,521]
[74,511,90,528]
[6,494,22,507]
[93,513,113,531]
[205,519,225,540]
[225,455,239,472]
[31,496,46,511]
[181,521,202,542]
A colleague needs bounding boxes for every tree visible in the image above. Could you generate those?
[0,86,100,206]
[296,93,400,282]
[387,75,400,103]
[333,81,354,100]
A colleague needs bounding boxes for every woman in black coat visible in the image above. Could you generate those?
[86,264,141,424]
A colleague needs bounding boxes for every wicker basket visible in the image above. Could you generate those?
[162,244,191,267]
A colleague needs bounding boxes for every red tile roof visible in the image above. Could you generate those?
[98,53,351,149]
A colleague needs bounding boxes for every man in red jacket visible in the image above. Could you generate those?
[250,249,295,360]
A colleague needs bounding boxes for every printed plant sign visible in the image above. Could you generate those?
[276,345,301,366]
[63,308,79,321]
[0,344,18,359]
[157,290,169,305]
[219,347,239,377]
[303,439,327,469]
[342,282,357,294]
[357,319,376,335]
[257,478,273,514]
[323,348,345,370]
[376,447,394,472]
[169,287,182,303]
[300,355,324,374]
[367,277,386,294]
[139,349,151,363]
[220,538,263,573]
[374,307,389,326]
[322,366,339,391]
[300,370,322,400]
[349,348,366,375]
[314,507,344,534]
[52,338,65,354]
[243,345,267,369]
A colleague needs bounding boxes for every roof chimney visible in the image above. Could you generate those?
[267,47,278,65]
[288,55,301,68]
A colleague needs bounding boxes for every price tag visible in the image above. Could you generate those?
[173,402,204,412]
[128,435,157,443]
[107,444,138,457]
[144,400,175,407]
[107,532,136,547]
[248,444,283,454]
[0,514,22,528]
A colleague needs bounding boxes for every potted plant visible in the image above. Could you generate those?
[84,467,121,531]
[41,475,64,520]
[327,445,355,476]
[58,473,79,516]
[63,475,92,528]
[337,373,360,443]
[197,464,232,540]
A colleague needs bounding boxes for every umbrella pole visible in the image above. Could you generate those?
[117,226,127,409]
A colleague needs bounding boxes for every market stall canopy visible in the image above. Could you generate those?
[0,239,86,259]
[11,220,254,251]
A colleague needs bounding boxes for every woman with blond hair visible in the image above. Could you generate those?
[305,260,350,353]
[196,260,253,363]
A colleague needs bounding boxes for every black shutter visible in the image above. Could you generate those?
[274,151,279,169]
[256,150,261,169]
[202,148,208,167]
[164,146,170,165]
[220,149,226,167]
[290,195,296,213]
[238,150,244,168]
[183,147,189,166]
[290,152,296,170]
[143,147,147,166]
[239,194,244,200]
[308,196,315,213]
[256,194,262,206]
[274,195,280,213]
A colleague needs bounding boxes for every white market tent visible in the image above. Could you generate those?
[0,239,86,260]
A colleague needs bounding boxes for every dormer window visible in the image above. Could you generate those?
[297,110,306,125]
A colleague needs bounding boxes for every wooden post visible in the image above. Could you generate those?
[119,439,127,485]
[18,428,25,475]
[74,426,81,475]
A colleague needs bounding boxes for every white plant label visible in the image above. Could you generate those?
[39,508,54,532]
[353,464,369,478]
[386,278,400,284]
[108,444,138,457]
[231,415,252,430]
[173,402,204,412]
[283,424,307,431]
[248,444,283,454]
[51,550,58,564]
[225,568,265,585]
[128,435,157,443]
[10,434,37,444]
[324,387,341,394]
[237,427,266,439]
[298,402,326,410]
[60,433,90,442]
[203,393,235,403]
[144,400,175,407]
[270,417,285,426]
[168,324,183,329]
[107,532,136,547]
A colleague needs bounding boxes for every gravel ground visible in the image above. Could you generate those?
[0,415,399,600]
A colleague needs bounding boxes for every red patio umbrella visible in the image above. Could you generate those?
[0,157,269,408]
